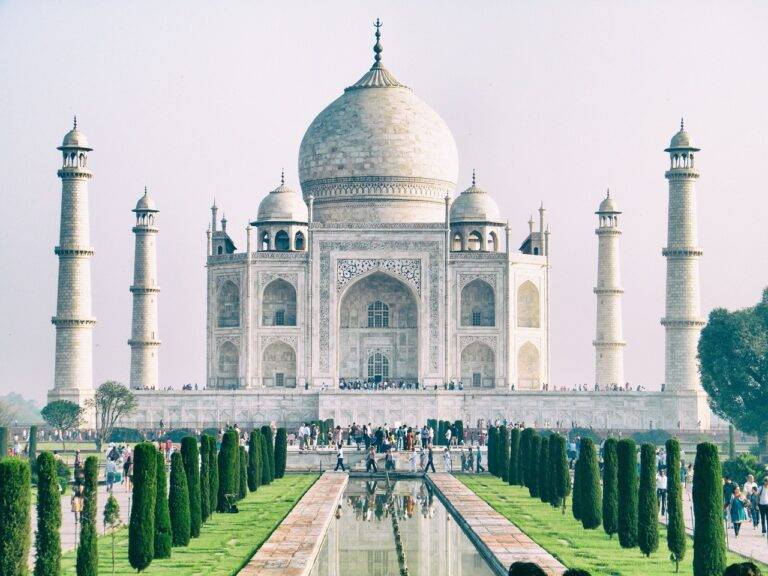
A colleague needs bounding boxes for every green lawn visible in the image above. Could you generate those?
[459,475,768,576]
[61,474,317,576]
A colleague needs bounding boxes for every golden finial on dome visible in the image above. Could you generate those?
[373,18,383,65]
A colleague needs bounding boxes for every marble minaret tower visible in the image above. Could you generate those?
[128,187,161,389]
[662,121,706,397]
[50,118,96,405]
[593,190,625,387]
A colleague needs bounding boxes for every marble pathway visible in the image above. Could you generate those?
[428,473,566,575]
[239,471,348,576]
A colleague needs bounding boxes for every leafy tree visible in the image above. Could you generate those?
[247,429,262,491]
[153,452,171,558]
[217,429,239,511]
[129,442,157,571]
[28,425,37,465]
[692,443,726,576]
[724,562,763,576]
[602,438,619,538]
[169,452,191,546]
[699,290,768,460]
[721,453,767,482]
[103,494,121,576]
[0,457,31,576]
[508,428,521,485]
[487,426,498,476]
[181,437,202,537]
[260,426,275,482]
[0,399,14,427]
[35,452,61,576]
[572,446,583,522]
[208,435,219,514]
[528,433,541,498]
[238,446,248,499]
[519,428,535,488]
[260,430,271,486]
[274,428,287,479]
[40,400,84,450]
[551,433,570,512]
[638,443,659,556]
[539,436,550,503]
[578,438,602,529]
[76,456,98,576]
[199,435,211,522]
[666,438,686,571]
[617,439,638,548]
[499,426,510,482]
[728,425,737,460]
[85,381,137,451]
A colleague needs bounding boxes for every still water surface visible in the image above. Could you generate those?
[310,478,495,576]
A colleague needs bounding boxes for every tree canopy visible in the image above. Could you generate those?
[87,381,137,450]
[40,401,83,449]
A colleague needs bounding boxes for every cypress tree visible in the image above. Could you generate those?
[539,436,550,503]
[28,426,38,465]
[76,456,98,576]
[153,452,171,558]
[248,429,262,491]
[572,445,583,521]
[207,435,219,517]
[0,426,8,459]
[508,428,521,485]
[181,437,202,537]
[665,438,686,571]
[638,443,659,556]
[129,442,157,571]
[169,452,191,546]
[260,430,271,485]
[528,433,541,498]
[546,434,558,507]
[520,428,534,488]
[499,426,510,482]
[552,434,570,512]
[0,457,31,576]
[238,446,248,499]
[260,426,275,482]
[199,435,210,522]
[579,438,602,529]
[692,442,726,576]
[617,438,638,549]
[217,429,239,511]
[35,452,61,576]
[602,438,619,538]
[274,428,287,479]
[487,426,498,476]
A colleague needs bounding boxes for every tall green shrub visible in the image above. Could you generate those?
[453,420,464,445]
[552,433,571,512]
[617,438,638,549]
[260,431,271,485]
[35,452,61,576]
[129,442,157,571]
[207,435,218,518]
[199,435,210,522]
[248,429,262,491]
[520,428,535,488]
[638,443,659,556]
[692,442,726,576]
[572,446,584,522]
[260,426,275,482]
[528,433,541,498]
[28,426,38,465]
[76,456,98,576]
[0,427,8,459]
[238,446,248,499]
[579,438,602,529]
[546,435,557,507]
[169,452,191,546]
[274,428,287,479]
[217,429,239,511]
[153,452,171,558]
[666,438,686,571]
[487,426,498,476]
[0,457,31,576]
[602,438,619,538]
[499,426,511,482]
[539,436,550,503]
[181,437,202,537]
[508,428,521,485]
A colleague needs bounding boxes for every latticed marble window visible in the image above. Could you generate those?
[274,309,285,326]
[367,301,389,328]
[367,353,389,381]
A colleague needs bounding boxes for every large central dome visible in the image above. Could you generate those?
[298,24,458,223]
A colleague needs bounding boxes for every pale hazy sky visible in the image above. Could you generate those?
[2,1,767,403]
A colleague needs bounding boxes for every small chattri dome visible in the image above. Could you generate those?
[134,187,158,212]
[450,172,502,223]
[597,190,620,214]
[255,173,309,224]
[58,116,92,150]
[665,119,700,152]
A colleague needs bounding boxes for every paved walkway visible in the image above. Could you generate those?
[240,471,347,576]
[661,493,768,564]
[428,474,566,575]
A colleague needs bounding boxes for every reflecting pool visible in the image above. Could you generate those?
[310,478,495,576]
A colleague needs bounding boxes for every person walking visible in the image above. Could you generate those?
[656,468,668,516]
[757,477,768,534]
[729,487,748,537]
[105,457,117,492]
[334,444,346,472]
[748,485,760,529]
[365,446,378,473]
[460,449,467,472]
[475,445,485,473]
[425,445,436,473]
[122,448,133,491]
[443,447,452,472]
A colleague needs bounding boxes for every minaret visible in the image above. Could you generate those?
[128,187,161,390]
[662,120,705,393]
[593,190,625,387]
[50,118,96,406]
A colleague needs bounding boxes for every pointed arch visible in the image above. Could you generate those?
[262,278,297,326]
[461,279,495,327]
[460,341,495,388]
[467,231,482,251]
[217,281,240,327]
[517,342,540,389]
[295,231,305,251]
[218,341,240,388]
[517,280,540,328]
[262,341,296,388]
[452,232,463,251]
[275,230,290,251]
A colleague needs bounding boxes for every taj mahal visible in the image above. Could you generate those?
[48,22,715,431]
